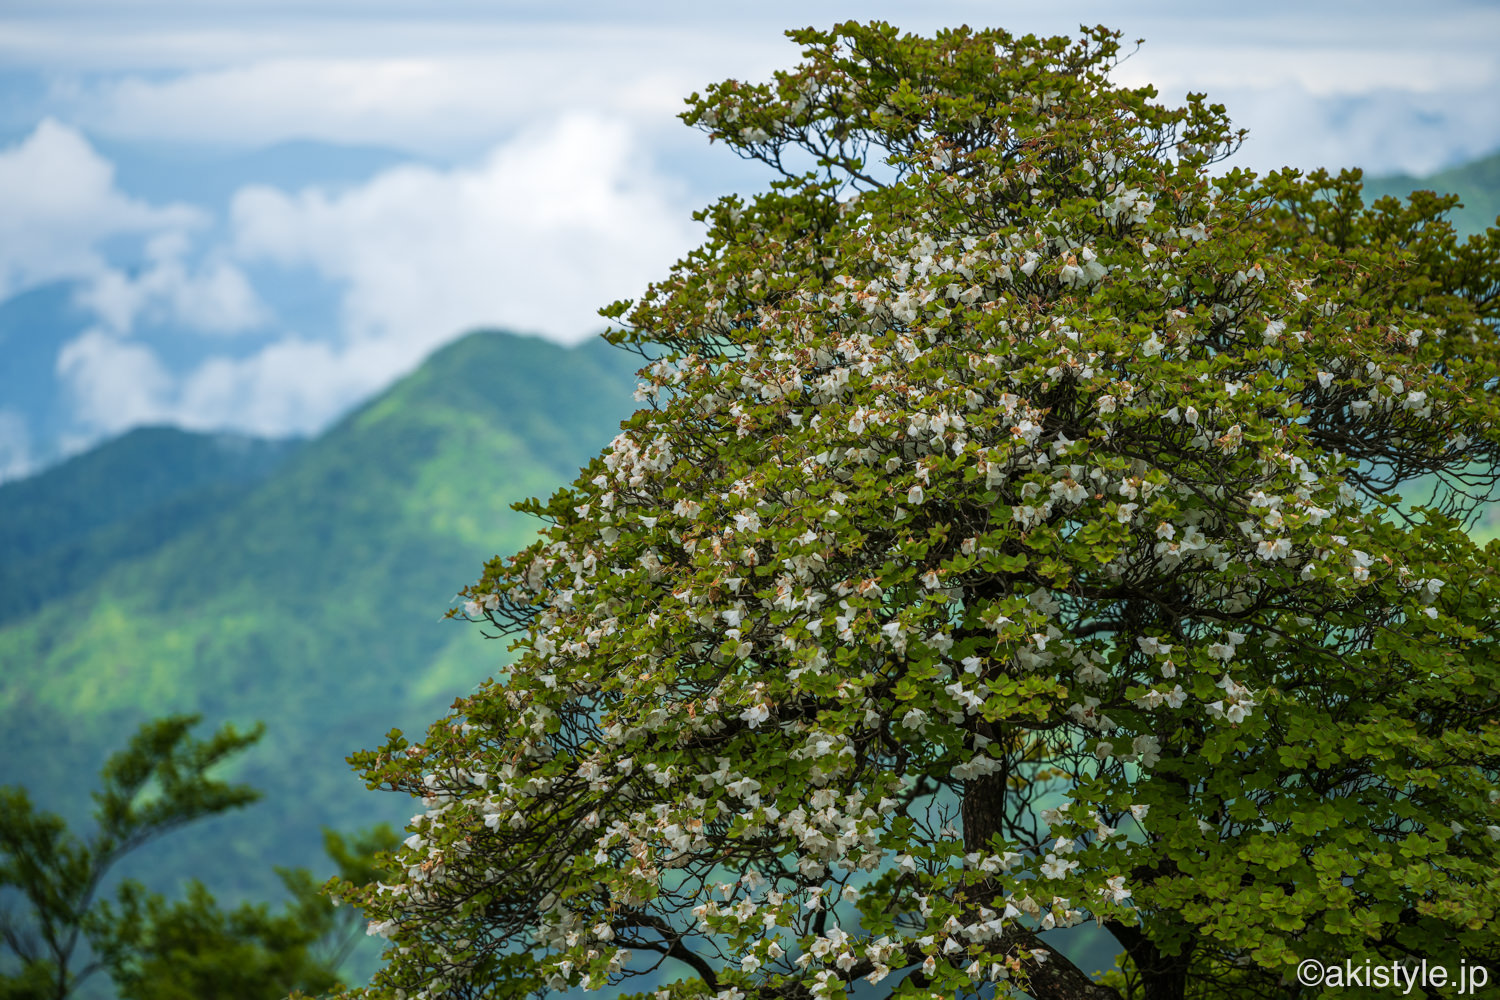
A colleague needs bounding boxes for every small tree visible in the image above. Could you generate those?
[341,22,1500,1000]
[0,715,397,1000]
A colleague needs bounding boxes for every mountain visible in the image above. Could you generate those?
[0,426,302,627]
[0,329,640,900]
[1364,148,1500,237]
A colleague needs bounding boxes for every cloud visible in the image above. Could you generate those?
[171,337,406,435]
[55,114,698,447]
[55,329,404,441]
[55,327,175,435]
[0,118,202,298]
[9,4,1497,174]
[1103,16,1500,174]
[0,410,33,482]
[77,231,266,336]
[1209,83,1500,176]
[58,32,791,157]
[232,112,699,346]
[0,120,268,337]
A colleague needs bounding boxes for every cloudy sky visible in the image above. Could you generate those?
[2,0,1498,477]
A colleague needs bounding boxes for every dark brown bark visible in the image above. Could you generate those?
[1108,920,1194,1000]
[1001,925,1125,1000]
[961,765,1008,854]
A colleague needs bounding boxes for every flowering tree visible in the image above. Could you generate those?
[338,22,1500,1000]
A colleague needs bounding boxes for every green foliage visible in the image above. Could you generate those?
[0,715,399,1000]
[338,21,1500,1000]
[92,880,340,1000]
[1,715,262,997]
[91,824,400,1000]
[0,332,639,904]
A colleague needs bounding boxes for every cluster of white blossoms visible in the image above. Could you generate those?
[338,22,1500,1000]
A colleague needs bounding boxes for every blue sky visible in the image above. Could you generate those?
[2,0,1498,477]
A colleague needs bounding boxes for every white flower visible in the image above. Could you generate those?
[740,703,771,727]
[1100,875,1131,903]
[1040,853,1078,879]
[1137,636,1170,656]
[1132,734,1162,768]
[1257,537,1292,560]
[908,484,926,505]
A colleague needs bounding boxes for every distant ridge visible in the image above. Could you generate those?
[0,426,302,626]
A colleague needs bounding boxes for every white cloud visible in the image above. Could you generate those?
[0,410,33,482]
[55,327,175,435]
[7,5,1496,173]
[232,113,699,346]
[59,31,790,157]
[1210,84,1500,177]
[172,336,405,437]
[0,120,268,340]
[54,326,407,443]
[78,231,265,336]
[54,114,698,447]
[0,119,202,299]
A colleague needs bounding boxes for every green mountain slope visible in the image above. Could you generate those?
[0,427,302,627]
[1364,148,1500,237]
[0,330,640,899]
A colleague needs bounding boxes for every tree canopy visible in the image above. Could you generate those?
[339,22,1500,1000]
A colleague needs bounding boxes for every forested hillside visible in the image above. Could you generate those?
[0,427,302,627]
